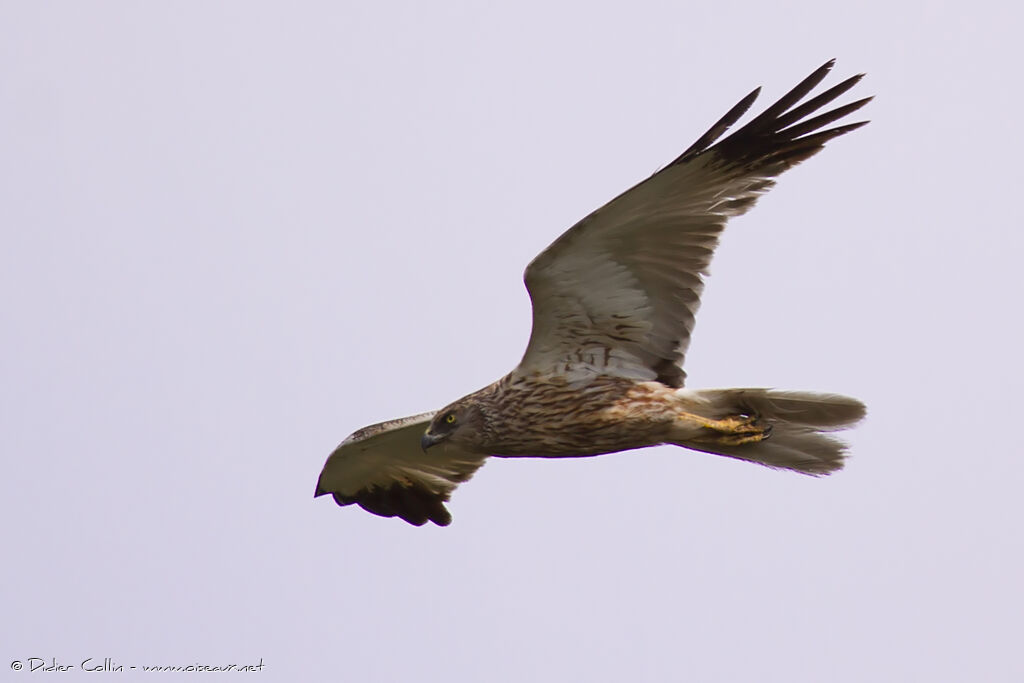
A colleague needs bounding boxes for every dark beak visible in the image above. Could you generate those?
[421,431,442,452]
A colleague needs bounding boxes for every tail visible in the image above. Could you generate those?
[675,389,866,475]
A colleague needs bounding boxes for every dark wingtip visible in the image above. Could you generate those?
[333,482,458,527]
[673,86,761,163]
[432,507,454,526]
[678,60,871,171]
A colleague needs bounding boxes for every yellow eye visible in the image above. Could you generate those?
[445,413,457,424]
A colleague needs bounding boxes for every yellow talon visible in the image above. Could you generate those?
[693,414,772,446]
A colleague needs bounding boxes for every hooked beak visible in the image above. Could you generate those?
[420,430,443,452]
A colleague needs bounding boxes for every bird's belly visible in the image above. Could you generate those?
[487,380,680,458]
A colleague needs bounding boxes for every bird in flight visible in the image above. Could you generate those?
[316,60,869,526]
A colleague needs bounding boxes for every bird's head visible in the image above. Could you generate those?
[420,400,485,451]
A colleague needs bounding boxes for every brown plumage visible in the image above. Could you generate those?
[316,60,869,526]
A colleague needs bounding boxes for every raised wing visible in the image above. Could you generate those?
[517,60,870,388]
[315,412,487,526]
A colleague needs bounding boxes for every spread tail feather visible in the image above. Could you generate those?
[675,389,866,475]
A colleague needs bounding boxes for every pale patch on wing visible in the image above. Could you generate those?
[314,412,487,526]
[520,157,749,388]
[515,60,870,389]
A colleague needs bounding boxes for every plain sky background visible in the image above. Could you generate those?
[2,1,1022,681]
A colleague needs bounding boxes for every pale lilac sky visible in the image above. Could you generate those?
[3,2,1022,681]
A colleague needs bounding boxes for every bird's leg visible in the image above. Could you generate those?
[688,413,772,446]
